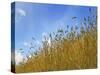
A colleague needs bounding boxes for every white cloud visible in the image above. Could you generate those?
[15,51,24,65]
[15,8,26,23]
[17,8,26,16]
[42,32,48,37]
[23,42,32,48]
[23,42,29,46]
[36,40,40,45]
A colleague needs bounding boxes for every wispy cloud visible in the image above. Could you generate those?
[36,40,40,45]
[15,51,24,65]
[42,32,48,37]
[23,42,30,47]
[17,8,26,16]
[15,8,26,23]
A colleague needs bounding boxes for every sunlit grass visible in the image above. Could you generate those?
[15,8,97,73]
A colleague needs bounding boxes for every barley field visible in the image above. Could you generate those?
[14,8,97,73]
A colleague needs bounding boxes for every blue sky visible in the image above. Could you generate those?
[13,2,97,57]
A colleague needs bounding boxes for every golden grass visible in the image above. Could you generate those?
[15,8,97,73]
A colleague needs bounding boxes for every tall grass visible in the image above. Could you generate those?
[15,8,97,73]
